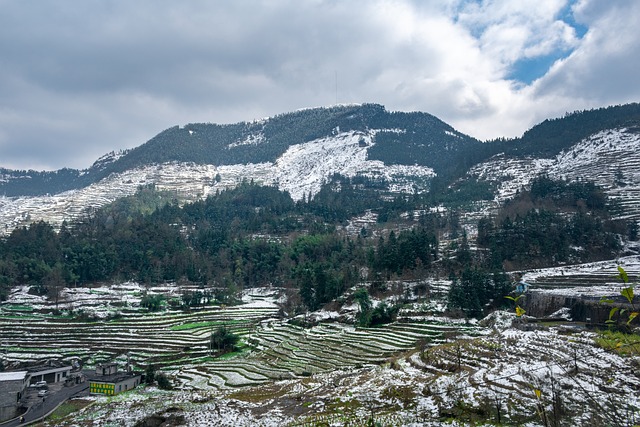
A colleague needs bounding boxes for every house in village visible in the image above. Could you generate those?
[0,362,80,422]
[0,371,29,422]
[90,362,141,396]
[27,362,73,385]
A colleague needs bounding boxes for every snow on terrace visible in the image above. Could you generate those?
[468,154,554,204]
[548,128,640,222]
[273,130,434,200]
[63,320,640,426]
[240,287,282,309]
[1,130,434,235]
[0,162,249,236]
[2,281,182,318]
[520,255,640,298]
[468,128,640,223]
[549,128,640,186]
[521,255,640,283]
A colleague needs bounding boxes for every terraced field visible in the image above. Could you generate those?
[405,323,640,426]
[468,128,640,229]
[1,280,485,394]
[0,303,280,368]
[3,266,639,426]
[48,314,639,427]
[175,320,481,390]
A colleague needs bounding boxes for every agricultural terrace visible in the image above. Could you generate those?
[0,281,480,384]
[0,284,281,368]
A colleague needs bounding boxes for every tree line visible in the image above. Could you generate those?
[0,179,444,307]
[0,176,634,320]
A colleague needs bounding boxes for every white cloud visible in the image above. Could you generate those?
[456,0,579,67]
[535,0,640,100]
[0,0,638,169]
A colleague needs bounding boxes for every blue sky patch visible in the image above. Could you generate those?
[508,0,587,85]
[508,52,568,84]
[560,0,588,39]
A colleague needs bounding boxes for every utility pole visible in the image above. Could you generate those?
[335,70,338,105]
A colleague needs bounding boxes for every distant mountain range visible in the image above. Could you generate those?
[1,102,640,234]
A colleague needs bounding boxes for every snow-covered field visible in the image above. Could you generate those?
[0,285,283,368]
[2,272,639,426]
[40,314,640,427]
[521,255,640,284]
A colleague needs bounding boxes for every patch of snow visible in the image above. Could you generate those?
[521,255,640,283]
[227,132,266,148]
[548,307,572,319]
[272,130,434,200]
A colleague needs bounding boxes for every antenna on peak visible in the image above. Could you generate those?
[335,70,338,105]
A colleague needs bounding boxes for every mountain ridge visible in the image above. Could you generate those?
[3,103,640,198]
[1,102,640,235]
[0,103,479,197]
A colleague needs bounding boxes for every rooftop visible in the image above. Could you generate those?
[90,373,141,384]
[0,371,28,381]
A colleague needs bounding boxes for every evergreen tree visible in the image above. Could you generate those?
[210,325,239,354]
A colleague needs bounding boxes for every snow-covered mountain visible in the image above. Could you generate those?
[0,128,435,234]
[1,103,640,235]
[469,127,640,222]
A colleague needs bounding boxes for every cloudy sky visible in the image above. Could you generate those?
[1,0,639,171]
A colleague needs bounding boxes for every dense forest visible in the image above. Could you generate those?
[476,176,626,270]
[0,174,633,319]
[496,103,640,156]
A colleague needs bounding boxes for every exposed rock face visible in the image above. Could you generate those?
[524,289,633,325]
[133,409,186,427]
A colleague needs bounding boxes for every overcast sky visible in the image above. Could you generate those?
[1,0,639,171]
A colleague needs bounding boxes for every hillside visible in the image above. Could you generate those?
[1,103,640,426]
[503,103,640,157]
[3,103,640,237]
[0,104,478,198]
[469,126,640,224]
[2,264,638,426]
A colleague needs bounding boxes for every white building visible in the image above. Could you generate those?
[0,371,28,422]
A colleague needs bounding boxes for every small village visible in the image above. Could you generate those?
[0,356,146,424]
[0,256,638,426]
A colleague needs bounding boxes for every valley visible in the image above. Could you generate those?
[1,104,640,426]
[1,259,639,426]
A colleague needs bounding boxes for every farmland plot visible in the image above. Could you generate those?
[173,320,481,390]
[41,314,640,427]
[3,270,640,426]
[0,285,281,367]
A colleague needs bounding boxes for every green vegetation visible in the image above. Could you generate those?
[210,325,240,355]
[140,294,165,312]
[0,173,460,307]
[169,319,241,331]
[46,399,93,422]
[156,372,172,390]
[1,304,33,312]
[477,176,627,270]
[447,268,511,318]
[595,331,640,356]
